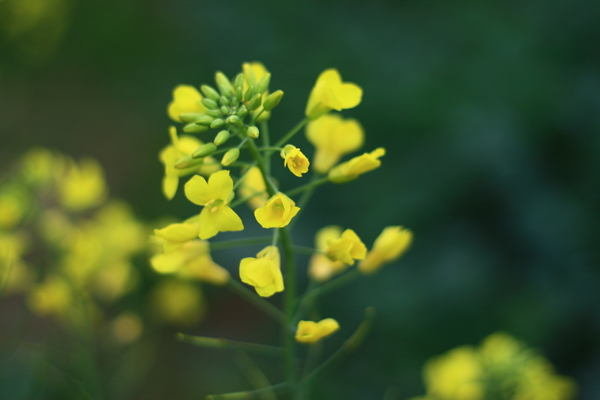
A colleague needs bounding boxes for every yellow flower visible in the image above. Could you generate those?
[424,346,483,400]
[239,246,283,297]
[254,192,300,228]
[305,69,362,120]
[305,113,364,174]
[58,157,107,211]
[243,61,271,122]
[324,228,366,265]
[0,188,28,230]
[151,279,205,326]
[359,226,413,274]
[184,170,244,240]
[308,226,345,282]
[295,318,340,344]
[167,85,207,122]
[153,216,199,253]
[27,275,72,318]
[328,148,385,183]
[237,166,268,210]
[160,126,221,200]
[281,145,310,177]
[110,312,143,344]
[151,239,230,286]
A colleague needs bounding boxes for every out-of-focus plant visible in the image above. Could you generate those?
[410,332,576,400]
[153,62,414,399]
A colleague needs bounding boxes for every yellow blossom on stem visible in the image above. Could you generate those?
[305,69,362,120]
[308,226,346,282]
[184,170,244,240]
[359,226,413,274]
[239,246,283,297]
[237,166,268,210]
[254,192,300,228]
[167,85,207,122]
[153,216,199,253]
[295,318,340,344]
[306,113,364,174]
[281,145,310,177]
[324,228,367,265]
[328,147,386,184]
[160,126,221,200]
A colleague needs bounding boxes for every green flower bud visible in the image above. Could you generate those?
[263,90,284,111]
[201,85,221,102]
[214,130,231,146]
[211,118,225,129]
[237,106,248,119]
[195,115,214,126]
[226,115,241,127]
[215,71,234,95]
[183,123,209,133]
[236,87,243,102]
[221,148,240,166]
[219,95,230,106]
[255,73,271,94]
[178,112,205,123]
[202,98,218,110]
[234,73,245,92]
[247,126,259,139]
[206,109,222,118]
[220,105,230,115]
[192,143,217,159]
[247,93,262,111]
[244,86,255,102]
[174,155,204,169]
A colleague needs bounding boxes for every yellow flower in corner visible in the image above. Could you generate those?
[237,166,268,210]
[254,192,300,228]
[184,170,244,240]
[305,69,362,120]
[328,148,385,184]
[306,113,364,174]
[167,85,207,122]
[280,145,310,177]
[325,228,367,265]
[359,226,413,274]
[239,246,283,297]
[295,318,340,344]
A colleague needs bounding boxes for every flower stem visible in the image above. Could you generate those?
[285,176,329,197]
[260,121,271,176]
[210,236,271,251]
[227,279,287,324]
[206,382,290,400]
[176,333,284,357]
[273,118,309,149]
[279,226,298,388]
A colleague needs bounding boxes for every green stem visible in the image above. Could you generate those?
[233,162,258,191]
[230,191,266,209]
[279,226,297,389]
[209,237,271,251]
[291,246,318,256]
[260,121,271,176]
[273,118,309,149]
[285,176,329,197]
[207,382,290,400]
[227,280,287,324]
[246,139,278,195]
[176,333,284,357]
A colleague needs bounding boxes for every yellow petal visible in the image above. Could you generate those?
[213,205,244,233]
[184,175,211,206]
[207,170,234,201]
[198,208,219,240]
[334,83,362,109]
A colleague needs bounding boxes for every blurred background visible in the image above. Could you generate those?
[1,0,599,399]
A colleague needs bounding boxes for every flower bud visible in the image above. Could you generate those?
[255,73,271,94]
[206,109,222,118]
[236,87,243,102]
[263,90,284,111]
[247,93,262,111]
[194,115,214,126]
[183,123,209,133]
[220,105,230,115]
[215,71,234,95]
[234,73,245,92]
[247,126,259,139]
[226,115,241,126]
[178,112,205,123]
[211,118,225,129]
[201,98,218,110]
[192,143,217,159]
[219,95,230,106]
[214,130,230,146]
[244,86,255,102]
[201,85,220,102]
[174,155,204,169]
[237,106,248,119]
[221,148,240,166]
[219,84,233,98]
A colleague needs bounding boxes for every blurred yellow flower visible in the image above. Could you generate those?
[237,166,268,210]
[110,311,143,345]
[167,85,207,122]
[295,318,340,344]
[0,189,27,230]
[152,279,205,326]
[239,246,283,297]
[359,226,413,274]
[305,69,362,120]
[328,148,385,184]
[58,158,107,211]
[153,216,199,253]
[308,226,346,282]
[306,113,364,174]
[254,192,300,228]
[184,170,244,240]
[27,275,71,318]
[281,145,310,177]
[324,228,367,265]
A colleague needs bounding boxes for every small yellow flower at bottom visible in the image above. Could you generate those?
[254,192,300,228]
[239,246,283,297]
[280,145,310,177]
[328,148,386,184]
[295,318,340,344]
[359,226,413,274]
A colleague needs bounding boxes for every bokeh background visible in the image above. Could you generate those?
[1,0,600,399]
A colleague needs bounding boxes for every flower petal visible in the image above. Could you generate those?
[198,208,219,240]
[208,170,234,201]
[214,205,244,233]
[184,175,211,206]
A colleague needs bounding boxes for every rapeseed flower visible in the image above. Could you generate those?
[151,279,205,326]
[153,216,199,253]
[239,246,283,297]
[305,113,364,173]
[254,192,300,228]
[305,69,362,120]
[308,226,346,282]
[359,226,412,274]
[295,318,340,344]
[168,85,207,122]
[324,228,366,265]
[281,145,310,177]
[184,170,244,239]
[328,148,385,183]
[58,158,107,211]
